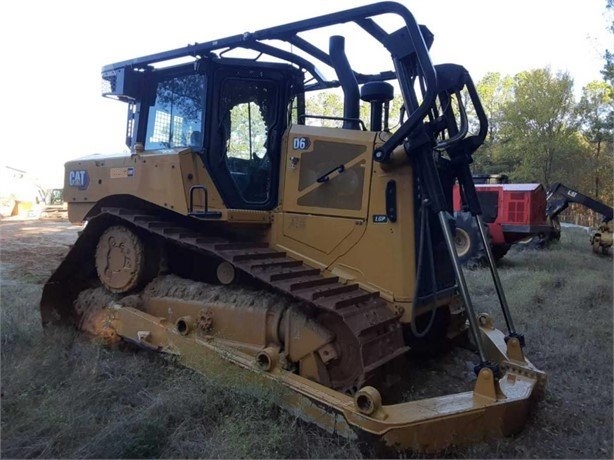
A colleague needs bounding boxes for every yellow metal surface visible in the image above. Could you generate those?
[65,126,428,321]
[65,148,226,223]
[328,156,417,303]
[281,213,360,256]
[271,127,420,308]
[104,303,544,453]
[281,125,376,218]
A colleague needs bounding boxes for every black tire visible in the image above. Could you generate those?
[491,243,511,261]
[453,212,484,268]
[549,216,561,241]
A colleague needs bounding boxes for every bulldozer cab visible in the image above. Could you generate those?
[99,2,445,219]
[121,59,301,211]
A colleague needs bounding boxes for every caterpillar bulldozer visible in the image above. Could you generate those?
[546,182,613,255]
[40,2,546,453]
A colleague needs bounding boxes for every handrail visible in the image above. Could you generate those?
[188,185,222,219]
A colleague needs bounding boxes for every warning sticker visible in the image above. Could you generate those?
[110,167,135,178]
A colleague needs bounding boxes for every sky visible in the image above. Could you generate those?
[1,0,610,187]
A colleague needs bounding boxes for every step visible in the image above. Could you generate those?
[311,283,359,300]
[284,276,340,292]
[249,259,303,270]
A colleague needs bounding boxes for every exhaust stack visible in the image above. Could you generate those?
[329,36,360,130]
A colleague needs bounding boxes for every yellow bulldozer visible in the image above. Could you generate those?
[40,2,546,453]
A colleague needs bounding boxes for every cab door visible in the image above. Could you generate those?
[206,64,298,211]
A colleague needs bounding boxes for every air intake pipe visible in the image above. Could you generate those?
[329,36,360,130]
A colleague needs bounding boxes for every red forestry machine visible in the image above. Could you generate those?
[453,174,557,266]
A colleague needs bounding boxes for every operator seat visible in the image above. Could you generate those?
[190,131,202,147]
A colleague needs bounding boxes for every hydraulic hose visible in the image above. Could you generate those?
[410,193,438,338]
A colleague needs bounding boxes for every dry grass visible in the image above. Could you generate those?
[1,219,612,459]
[458,228,613,459]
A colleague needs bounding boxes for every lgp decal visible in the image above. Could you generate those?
[373,214,388,223]
[69,170,90,190]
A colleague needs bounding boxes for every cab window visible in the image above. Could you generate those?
[220,79,277,204]
[145,74,205,150]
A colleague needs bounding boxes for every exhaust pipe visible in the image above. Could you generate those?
[329,36,360,130]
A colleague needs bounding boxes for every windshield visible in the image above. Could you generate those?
[145,74,205,150]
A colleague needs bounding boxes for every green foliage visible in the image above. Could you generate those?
[473,73,515,174]
[305,90,404,131]
[472,67,613,211]
[575,81,614,203]
[498,68,579,186]
[305,91,345,127]
[228,102,268,160]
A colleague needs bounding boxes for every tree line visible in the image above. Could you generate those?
[307,68,612,200]
[473,0,614,218]
[305,2,613,222]
[472,69,612,205]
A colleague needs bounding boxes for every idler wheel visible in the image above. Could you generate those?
[95,225,151,293]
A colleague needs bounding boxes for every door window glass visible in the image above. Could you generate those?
[220,79,277,204]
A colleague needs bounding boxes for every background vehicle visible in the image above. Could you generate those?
[546,182,613,255]
[0,165,45,218]
[40,2,545,452]
[453,174,555,266]
[39,188,68,219]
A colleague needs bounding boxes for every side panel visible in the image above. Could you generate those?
[281,214,360,256]
[329,158,416,302]
[274,128,417,305]
[502,190,530,225]
[179,151,226,212]
[64,149,223,222]
[528,186,549,225]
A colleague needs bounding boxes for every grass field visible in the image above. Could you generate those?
[1,218,612,459]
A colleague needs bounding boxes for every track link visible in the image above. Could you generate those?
[44,207,408,392]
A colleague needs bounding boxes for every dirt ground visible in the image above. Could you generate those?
[0,217,81,282]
